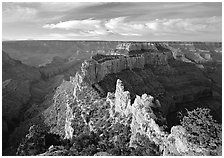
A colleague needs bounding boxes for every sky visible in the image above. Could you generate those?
[2,2,222,41]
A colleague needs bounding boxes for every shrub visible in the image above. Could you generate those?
[180,108,222,150]
[131,133,162,156]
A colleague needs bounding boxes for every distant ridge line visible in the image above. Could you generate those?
[2,40,222,43]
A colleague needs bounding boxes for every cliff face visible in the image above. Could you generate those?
[115,42,158,54]
[82,52,170,85]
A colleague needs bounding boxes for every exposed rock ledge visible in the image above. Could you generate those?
[106,79,166,148]
[82,51,172,85]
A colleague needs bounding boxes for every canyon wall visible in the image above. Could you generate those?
[82,52,170,85]
[115,42,159,53]
[77,42,217,120]
[2,51,41,137]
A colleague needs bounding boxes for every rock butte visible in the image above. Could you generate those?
[81,42,173,85]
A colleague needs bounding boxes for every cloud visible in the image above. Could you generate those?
[43,18,110,36]
[39,2,103,12]
[3,2,221,41]
[42,16,221,38]
[104,16,221,36]
[3,3,37,23]
[43,17,147,37]
[47,33,102,40]
[145,16,221,34]
[43,18,101,30]
[105,17,146,36]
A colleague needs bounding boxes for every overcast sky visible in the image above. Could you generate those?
[2,2,222,41]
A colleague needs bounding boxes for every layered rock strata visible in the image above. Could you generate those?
[115,42,158,55]
[82,52,170,85]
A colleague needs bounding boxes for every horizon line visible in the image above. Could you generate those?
[2,39,222,43]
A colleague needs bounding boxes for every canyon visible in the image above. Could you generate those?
[2,41,222,155]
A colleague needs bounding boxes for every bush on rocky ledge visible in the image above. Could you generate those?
[180,107,222,155]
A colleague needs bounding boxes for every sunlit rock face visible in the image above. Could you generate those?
[107,79,167,149]
[128,94,165,148]
[114,79,131,114]
[79,42,174,86]
[81,53,170,85]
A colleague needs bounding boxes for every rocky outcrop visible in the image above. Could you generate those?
[64,101,74,140]
[114,79,131,114]
[82,52,170,85]
[107,79,167,150]
[106,79,221,156]
[128,94,165,148]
